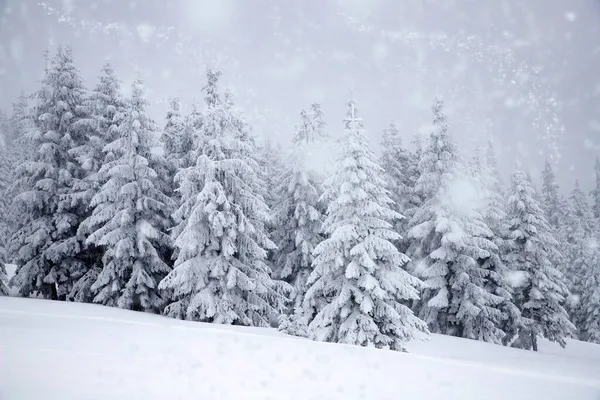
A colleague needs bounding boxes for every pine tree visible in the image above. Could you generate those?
[65,62,128,302]
[472,139,522,345]
[7,92,35,165]
[256,138,285,217]
[541,160,566,231]
[592,158,600,221]
[10,47,90,300]
[406,100,507,343]
[504,168,575,350]
[0,113,12,295]
[159,69,290,326]
[273,107,326,325]
[82,78,173,312]
[577,242,600,344]
[562,182,594,297]
[160,98,193,196]
[379,121,413,238]
[303,99,428,351]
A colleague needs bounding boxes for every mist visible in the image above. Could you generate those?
[1,0,599,189]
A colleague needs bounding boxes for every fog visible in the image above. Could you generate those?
[1,0,599,189]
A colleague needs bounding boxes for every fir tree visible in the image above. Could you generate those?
[0,114,12,295]
[82,79,174,312]
[379,121,413,238]
[10,47,90,300]
[562,182,594,298]
[159,69,290,326]
[66,62,127,302]
[577,241,600,344]
[273,107,326,324]
[303,99,427,351]
[407,100,507,343]
[504,168,575,350]
[160,98,193,196]
[7,92,35,164]
[256,138,285,217]
[471,139,522,345]
[540,160,567,231]
[592,158,600,221]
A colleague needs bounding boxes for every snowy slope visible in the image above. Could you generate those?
[0,297,599,400]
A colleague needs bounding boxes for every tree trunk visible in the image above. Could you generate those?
[50,283,58,300]
[531,332,538,352]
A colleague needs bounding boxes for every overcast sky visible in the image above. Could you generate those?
[1,0,599,191]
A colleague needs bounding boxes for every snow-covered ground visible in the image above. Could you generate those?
[0,297,599,400]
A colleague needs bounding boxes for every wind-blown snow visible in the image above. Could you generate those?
[1,297,599,399]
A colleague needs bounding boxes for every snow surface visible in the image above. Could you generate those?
[0,297,599,400]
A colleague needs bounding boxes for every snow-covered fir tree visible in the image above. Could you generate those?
[160,98,193,197]
[406,100,508,344]
[541,160,567,232]
[9,47,91,300]
[504,168,575,350]
[82,78,174,312]
[273,107,327,333]
[159,69,290,326]
[592,158,600,222]
[561,182,597,327]
[67,62,127,302]
[256,138,285,217]
[303,99,428,351]
[577,239,600,344]
[0,114,12,296]
[379,121,413,239]
[472,139,521,344]
[7,92,35,164]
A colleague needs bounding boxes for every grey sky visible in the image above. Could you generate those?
[1,0,599,191]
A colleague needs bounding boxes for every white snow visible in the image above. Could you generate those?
[1,297,599,400]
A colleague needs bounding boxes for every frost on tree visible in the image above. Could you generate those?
[379,121,414,243]
[592,158,600,221]
[472,139,521,344]
[561,182,594,306]
[504,168,575,351]
[577,239,600,344]
[0,114,11,296]
[159,69,290,327]
[9,47,91,300]
[561,181,600,340]
[160,97,193,199]
[406,100,508,344]
[540,160,566,230]
[303,99,427,351]
[256,138,285,223]
[273,106,327,334]
[68,62,127,302]
[82,79,174,312]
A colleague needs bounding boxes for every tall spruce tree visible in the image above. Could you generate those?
[10,46,90,300]
[577,240,600,344]
[472,139,522,344]
[159,69,290,326]
[540,160,564,230]
[160,98,193,197]
[592,158,600,222]
[406,100,508,343]
[273,107,327,331]
[0,113,11,296]
[379,121,413,239]
[82,79,174,312]
[68,62,127,302]
[562,182,594,303]
[504,168,575,350]
[303,99,427,350]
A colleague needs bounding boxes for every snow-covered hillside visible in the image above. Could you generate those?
[1,297,599,400]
